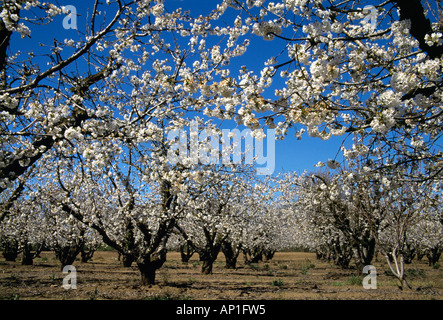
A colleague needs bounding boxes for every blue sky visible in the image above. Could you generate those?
[12,0,352,176]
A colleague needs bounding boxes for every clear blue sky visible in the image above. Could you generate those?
[14,0,351,175]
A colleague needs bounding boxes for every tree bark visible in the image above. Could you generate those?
[248,247,264,263]
[384,248,411,290]
[392,0,443,59]
[201,258,214,275]
[54,244,82,270]
[80,247,95,263]
[137,247,167,286]
[21,242,43,265]
[352,236,376,270]
[138,260,158,286]
[426,246,442,266]
[199,248,220,275]
[263,249,275,261]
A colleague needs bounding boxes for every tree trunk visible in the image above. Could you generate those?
[21,243,41,265]
[417,250,425,261]
[180,241,195,264]
[137,260,158,285]
[352,237,376,270]
[122,253,135,267]
[332,240,352,269]
[201,258,214,275]
[221,241,238,269]
[54,244,82,270]
[384,249,411,290]
[137,247,167,286]
[243,249,251,264]
[315,249,325,260]
[21,253,33,265]
[2,239,19,262]
[426,246,442,266]
[250,248,263,263]
[263,249,275,261]
[199,249,219,275]
[80,247,95,263]
[364,238,376,266]
[122,219,137,267]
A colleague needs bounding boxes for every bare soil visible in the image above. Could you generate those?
[0,250,441,300]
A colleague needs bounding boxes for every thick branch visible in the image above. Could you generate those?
[392,0,443,59]
[1,0,123,95]
[0,60,121,195]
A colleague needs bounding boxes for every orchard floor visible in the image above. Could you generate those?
[0,250,441,300]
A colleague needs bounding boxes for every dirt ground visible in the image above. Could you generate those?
[0,250,441,300]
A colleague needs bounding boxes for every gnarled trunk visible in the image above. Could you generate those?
[426,246,442,266]
[201,258,214,275]
[199,247,220,275]
[352,236,376,270]
[54,244,82,270]
[402,243,416,264]
[263,249,275,261]
[138,260,158,285]
[117,251,135,267]
[21,242,43,265]
[137,247,167,286]
[80,247,95,263]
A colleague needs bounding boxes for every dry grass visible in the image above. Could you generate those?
[0,250,441,300]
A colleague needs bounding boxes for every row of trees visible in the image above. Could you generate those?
[278,146,442,290]
[0,158,295,284]
[2,144,441,289]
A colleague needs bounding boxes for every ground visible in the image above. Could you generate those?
[0,250,441,300]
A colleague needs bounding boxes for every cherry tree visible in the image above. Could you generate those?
[0,0,259,284]
[0,197,46,264]
[47,210,101,270]
[175,165,254,274]
[40,125,187,284]
[410,205,443,266]
[0,0,251,198]
[238,177,294,263]
[279,149,441,289]
[376,175,441,289]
